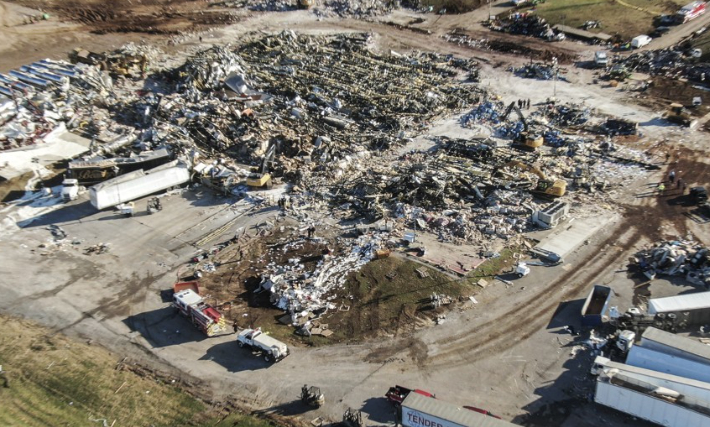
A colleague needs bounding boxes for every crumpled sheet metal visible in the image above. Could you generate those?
[633,240,710,285]
[259,233,385,324]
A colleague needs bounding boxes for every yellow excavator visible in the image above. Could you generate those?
[501,160,566,197]
[246,144,275,189]
[501,101,543,151]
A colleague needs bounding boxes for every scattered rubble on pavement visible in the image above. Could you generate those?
[1,28,669,339]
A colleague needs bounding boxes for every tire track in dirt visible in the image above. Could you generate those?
[425,223,640,367]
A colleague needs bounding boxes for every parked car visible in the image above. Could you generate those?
[651,26,671,37]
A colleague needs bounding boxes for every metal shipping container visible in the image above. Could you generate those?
[595,377,710,426]
[649,292,710,325]
[401,391,517,427]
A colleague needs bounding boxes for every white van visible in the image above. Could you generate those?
[631,35,652,49]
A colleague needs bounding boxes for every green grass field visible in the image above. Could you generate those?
[0,315,278,427]
[534,0,688,40]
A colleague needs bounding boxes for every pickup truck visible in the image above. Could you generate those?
[236,328,289,362]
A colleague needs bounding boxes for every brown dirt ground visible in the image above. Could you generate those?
[188,221,477,348]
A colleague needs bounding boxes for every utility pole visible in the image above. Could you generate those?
[552,56,558,99]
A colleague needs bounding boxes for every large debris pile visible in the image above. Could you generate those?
[156,32,483,173]
[632,240,710,285]
[614,48,710,85]
[257,233,386,325]
[0,60,113,151]
[492,12,559,41]
[242,0,394,16]
[512,63,556,80]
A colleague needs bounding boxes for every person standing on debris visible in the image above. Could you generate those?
[682,181,688,194]
[307,225,315,239]
[665,152,671,164]
[677,178,683,191]
[527,99,531,109]
[669,170,676,184]
[658,182,666,195]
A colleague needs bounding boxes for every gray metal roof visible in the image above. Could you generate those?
[642,327,710,361]
[649,291,710,314]
[598,357,710,390]
[402,392,517,427]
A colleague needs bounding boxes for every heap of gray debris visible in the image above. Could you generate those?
[632,240,710,285]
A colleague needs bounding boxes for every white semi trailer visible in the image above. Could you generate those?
[89,160,190,210]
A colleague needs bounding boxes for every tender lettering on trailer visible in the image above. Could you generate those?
[402,409,464,427]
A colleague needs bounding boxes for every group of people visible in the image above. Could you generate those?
[517,99,531,109]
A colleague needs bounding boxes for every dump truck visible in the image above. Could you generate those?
[581,284,612,327]
[236,327,289,362]
[173,289,227,336]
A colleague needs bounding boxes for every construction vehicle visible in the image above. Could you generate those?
[663,103,695,127]
[386,385,435,406]
[342,408,363,427]
[690,186,708,204]
[68,48,106,66]
[172,289,228,336]
[499,160,567,197]
[236,327,289,362]
[61,178,79,202]
[301,385,325,407]
[147,197,162,214]
[606,64,631,81]
[69,47,148,78]
[246,144,275,189]
[501,101,543,151]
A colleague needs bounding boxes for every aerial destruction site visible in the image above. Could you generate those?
[2,0,710,426]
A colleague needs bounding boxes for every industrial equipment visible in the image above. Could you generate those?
[501,101,543,151]
[301,385,325,407]
[663,103,695,127]
[246,144,275,189]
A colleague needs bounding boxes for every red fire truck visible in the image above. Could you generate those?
[677,1,706,23]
